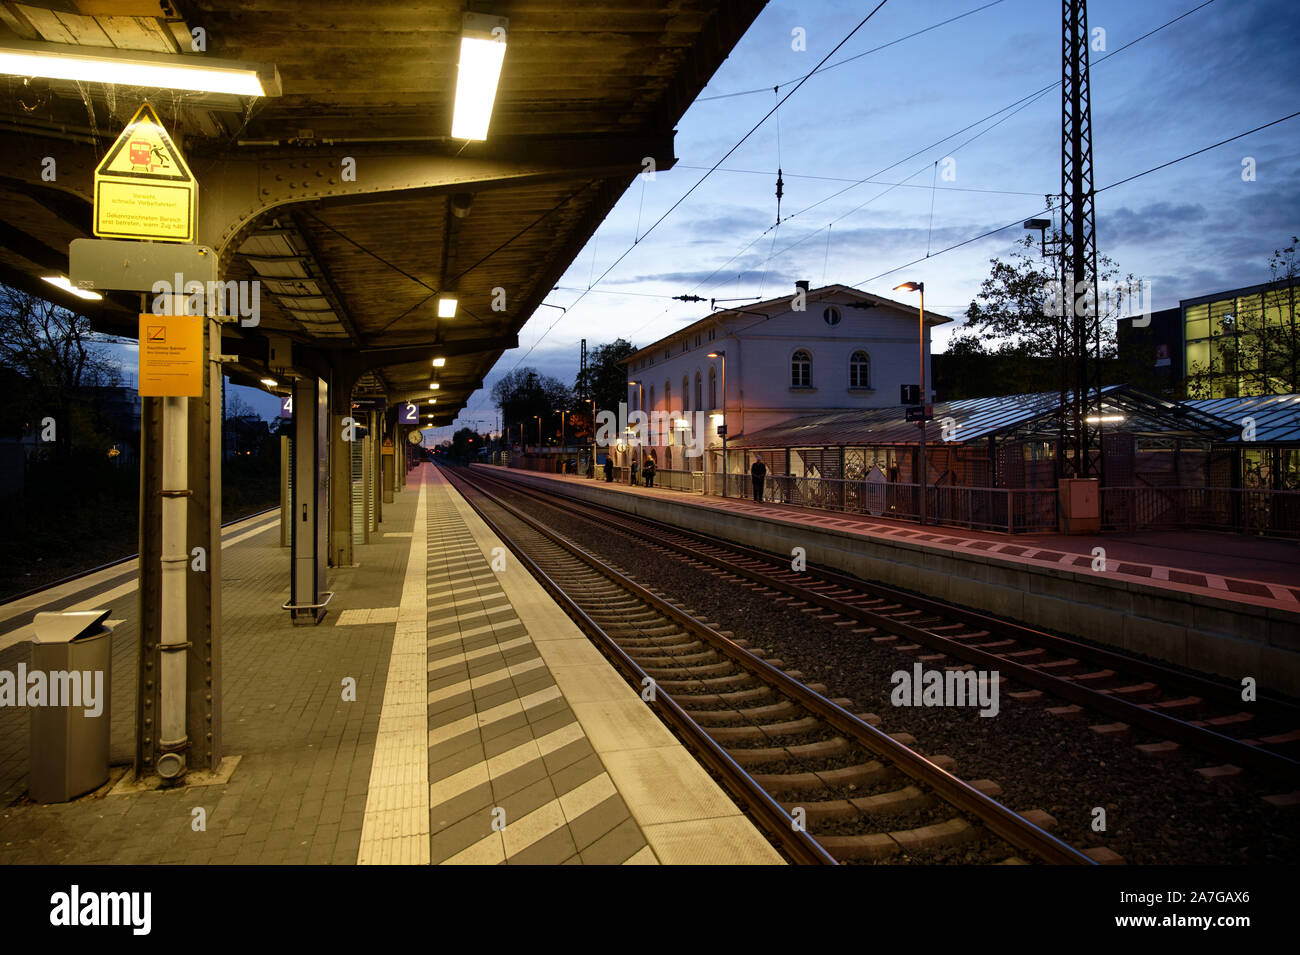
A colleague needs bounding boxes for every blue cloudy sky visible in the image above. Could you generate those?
[116,0,1290,434]
[429,0,1299,439]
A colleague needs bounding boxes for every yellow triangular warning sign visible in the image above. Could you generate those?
[93,101,197,242]
[95,102,193,183]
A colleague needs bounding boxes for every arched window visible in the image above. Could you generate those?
[850,350,871,388]
[664,380,671,411]
[709,366,718,409]
[694,372,703,412]
[791,349,812,388]
[682,375,689,413]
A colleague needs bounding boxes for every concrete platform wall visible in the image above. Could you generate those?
[478,467,1300,698]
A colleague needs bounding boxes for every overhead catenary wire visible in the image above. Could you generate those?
[473,0,1228,412]
[850,106,1300,289]
[503,0,894,374]
[696,0,1007,102]
[624,0,1226,340]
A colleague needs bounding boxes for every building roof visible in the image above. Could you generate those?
[1180,277,1298,308]
[620,283,952,366]
[725,385,1242,449]
[1186,395,1300,443]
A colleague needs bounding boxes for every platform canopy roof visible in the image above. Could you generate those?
[726,385,1241,450]
[0,0,767,424]
[1186,395,1300,444]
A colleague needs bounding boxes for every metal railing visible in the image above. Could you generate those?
[705,472,1060,533]
[494,460,1300,537]
[1102,486,1300,537]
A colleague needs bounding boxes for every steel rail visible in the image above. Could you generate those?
[478,468,1300,783]
[0,506,280,607]
[446,465,1095,865]
[442,467,836,864]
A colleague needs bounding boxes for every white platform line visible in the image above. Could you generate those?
[357,474,430,865]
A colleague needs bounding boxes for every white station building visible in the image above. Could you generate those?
[618,282,952,481]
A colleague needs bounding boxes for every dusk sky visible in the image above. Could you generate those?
[108,0,1300,436]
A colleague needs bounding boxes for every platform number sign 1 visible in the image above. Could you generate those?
[400,401,418,424]
[280,395,293,419]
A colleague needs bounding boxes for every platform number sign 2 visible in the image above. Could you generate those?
[279,395,293,419]
[400,401,418,424]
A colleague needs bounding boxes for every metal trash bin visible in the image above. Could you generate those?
[28,609,114,803]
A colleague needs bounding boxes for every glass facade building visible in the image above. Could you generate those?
[1183,281,1299,398]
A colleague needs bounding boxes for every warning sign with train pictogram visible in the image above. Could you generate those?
[93,102,197,243]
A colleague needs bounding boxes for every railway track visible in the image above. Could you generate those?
[471,465,1300,786]
[441,465,1096,865]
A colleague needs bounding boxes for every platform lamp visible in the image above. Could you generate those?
[892,281,927,526]
[706,350,727,497]
[533,414,541,448]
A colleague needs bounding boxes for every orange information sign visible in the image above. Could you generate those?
[138,314,203,397]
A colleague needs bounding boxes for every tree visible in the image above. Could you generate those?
[955,234,1133,397]
[0,285,121,457]
[490,367,573,443]
[577,338,637,418]
[450,427,488,461]
[1184,236,1299,398]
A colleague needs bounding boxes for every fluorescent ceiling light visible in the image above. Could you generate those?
[437,295,458,319]
[260,378,278,387]
[0,41,279,96]
[451,13,509,140]
[429,383,440,390]
[432,357,446,367]
[42,275,101,301]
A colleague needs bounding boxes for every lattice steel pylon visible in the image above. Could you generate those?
[1060,0,1103,478]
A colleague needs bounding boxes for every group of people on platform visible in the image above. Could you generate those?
[599,452,767,502]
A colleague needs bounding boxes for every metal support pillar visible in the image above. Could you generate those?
[287,376,331,624]
[382,413,395,504]
[329,405,354,568]
[370,410,382,530]
[134,291,222,782]
[279,433,291,547]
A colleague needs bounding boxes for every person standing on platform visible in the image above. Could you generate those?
[630,458,638,486]
[644,456,656,488]
[603,455,613,482]
[751,454,767,502]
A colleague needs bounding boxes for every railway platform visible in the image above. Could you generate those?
[0,464,781,865]
[475,466,1300,697]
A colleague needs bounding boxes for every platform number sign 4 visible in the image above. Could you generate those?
[400,401,418,424]
[279,395,293,419]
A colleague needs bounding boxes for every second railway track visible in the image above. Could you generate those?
[441,464,1097,865]
[466,465,1300,786]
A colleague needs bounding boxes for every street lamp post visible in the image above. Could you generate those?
[893,282,927,526]
[533,415,541,448]
[589,397,597,479]
[628,379,644,473]
[707,350,727,498]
